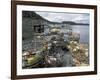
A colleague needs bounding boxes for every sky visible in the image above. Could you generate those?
[35,11,89,24]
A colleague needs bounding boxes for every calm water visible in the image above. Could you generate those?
[71,25,89,43]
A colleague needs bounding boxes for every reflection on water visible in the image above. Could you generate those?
[71,25,89,43]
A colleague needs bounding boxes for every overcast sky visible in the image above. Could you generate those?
[35,11,89,24]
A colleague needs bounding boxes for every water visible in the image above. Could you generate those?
[71,25,89,43]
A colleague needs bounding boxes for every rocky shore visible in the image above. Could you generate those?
[67,41,89,66]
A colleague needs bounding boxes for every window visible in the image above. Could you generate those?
[34,25,44,33]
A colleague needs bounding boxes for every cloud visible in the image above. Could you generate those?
[35,11,89,24]
[72,14,89,23]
